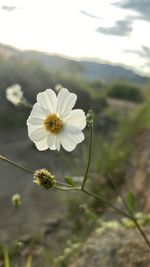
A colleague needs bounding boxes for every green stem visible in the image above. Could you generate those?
[81,125,93,190]
[21,98,33,108]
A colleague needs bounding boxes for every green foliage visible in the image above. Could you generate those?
[122,213,150,228]
[67,191,98,237]
[53,241,81,267]
[90,80,103,91]
[64,176,76,187]
[91,96,107,114]
[94,100,150,180]
[107,81,144,102]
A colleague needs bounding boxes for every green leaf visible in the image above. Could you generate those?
[127,192,135,213]
[25,255,32,267]
[4,247,10,267]
[64,176,75,187]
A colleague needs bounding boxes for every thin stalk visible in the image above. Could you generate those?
[81,125,93,190]
[0,154,70,187]
[55,185,129,217]
[106,174,129,212]
[82,188,129,218]
[21,98,33,108]
[0,155,33,174]
[55,186,80,191]
[57,181,73,187]
[132,216,150,249]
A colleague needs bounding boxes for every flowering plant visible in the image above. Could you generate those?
[1,84,150,261]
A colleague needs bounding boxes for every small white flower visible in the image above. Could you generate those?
[27,88,86,152]
[6,84,23,105]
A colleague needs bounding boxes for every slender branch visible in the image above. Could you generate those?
[56,185,130,217]
[0,154,70,188]
[57,181,73,187]
[82,188,129,218]
[106,173,129,212]
[81,125,93,190]
[132,216,150,249]
[55,186,80,191]
[0,155,33,174]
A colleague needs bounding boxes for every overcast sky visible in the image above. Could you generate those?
[0,0,150,75]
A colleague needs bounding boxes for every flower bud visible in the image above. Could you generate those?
[33,169,56,189]
[12,193,21,208]
[55,84,63,93]
[86,109,94,127]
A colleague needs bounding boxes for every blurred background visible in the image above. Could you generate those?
[0,0,150,266]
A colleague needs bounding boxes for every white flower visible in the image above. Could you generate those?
[27,88,86,152]
[6,84,23,105]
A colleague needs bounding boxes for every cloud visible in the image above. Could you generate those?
[124,46,150,58]
[124,49,146,57]
[114,0,150,21]
[141,46,150,58]
[96,19,132,36]
[1,5,17,11]
[80,10,101,19]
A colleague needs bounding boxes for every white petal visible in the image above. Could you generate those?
[37,89,57,113]
[56,88,77,117]
[27,103,48,132]
[55,136,61,151]
[27,103,47,121]
[47,134,61,151]
[29,127,48,142]
[60,127,85,152]
[47,134,57,150]
[27,116,44,126]
[27,124,39,134]
[64,109,86,130]
[35,138,48,151]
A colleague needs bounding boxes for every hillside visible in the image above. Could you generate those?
[0,43,148,84]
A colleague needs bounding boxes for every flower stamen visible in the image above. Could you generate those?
[44,114,63,134]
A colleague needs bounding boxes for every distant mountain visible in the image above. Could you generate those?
[0,43,148,84]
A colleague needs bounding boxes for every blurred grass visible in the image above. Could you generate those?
[4,247,10,267]
[3,247,32,267]
[25,255,32,267]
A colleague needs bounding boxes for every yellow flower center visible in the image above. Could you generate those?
[44,114,63,134]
